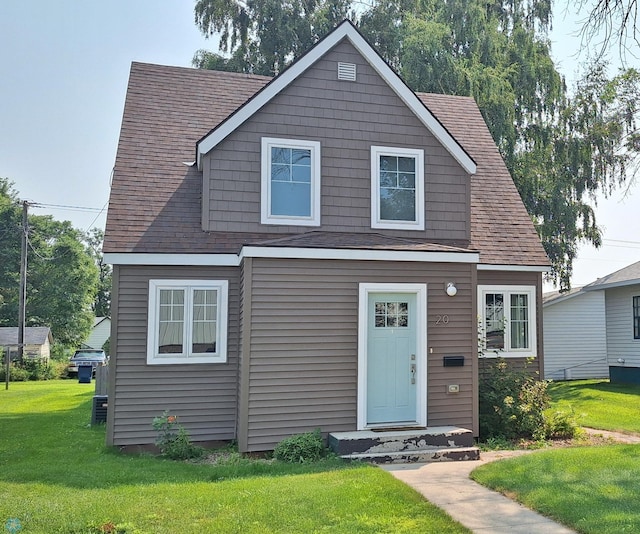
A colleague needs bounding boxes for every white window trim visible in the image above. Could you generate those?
[147,279,229,365]
[371,146,425,230]
[478,285,537,358]
[261,137,321,226]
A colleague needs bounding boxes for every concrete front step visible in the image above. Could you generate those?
[344,446,480,464]
[328,426,479,463]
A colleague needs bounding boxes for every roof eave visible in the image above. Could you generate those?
[584,279,640,291]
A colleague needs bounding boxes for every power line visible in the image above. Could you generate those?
[30,202,104,213]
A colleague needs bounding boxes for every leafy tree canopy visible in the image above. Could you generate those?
[84,228,112,318]
[193,0,640,289]
[0,178,101,347]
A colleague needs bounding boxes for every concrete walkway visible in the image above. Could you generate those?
[382,450,575,534]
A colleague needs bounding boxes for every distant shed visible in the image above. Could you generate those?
[0,326,54,361]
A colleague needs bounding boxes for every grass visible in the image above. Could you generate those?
[0,381,469,533]
[547,379,640,433]
[472,379,640,533]
[472,445,640,533]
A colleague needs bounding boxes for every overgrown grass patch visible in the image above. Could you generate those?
[0,381,468,533]
[548,379,640,433]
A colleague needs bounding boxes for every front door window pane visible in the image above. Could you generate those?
[375,301,409,328]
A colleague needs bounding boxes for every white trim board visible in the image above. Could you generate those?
[105,248,480,266]
[477,264,551,272]
[196,21,476,175]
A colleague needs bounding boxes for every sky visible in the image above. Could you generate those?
[0,1,638,289]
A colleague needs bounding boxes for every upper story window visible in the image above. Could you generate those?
[478,285,537,358]
[261,137,321,226]
[633,296,640,340]
[371,146,424,230]
[147,279,228,365]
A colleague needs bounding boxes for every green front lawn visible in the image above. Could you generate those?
[472,379,640,533]
[0,381,468,533]
[548,379,640,433]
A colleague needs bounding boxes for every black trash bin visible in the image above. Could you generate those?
[78,365,93,384]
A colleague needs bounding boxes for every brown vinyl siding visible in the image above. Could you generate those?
[203,39,469,243]
[477,270,544,377]
[108,265,240,447]
[239,258,477,452]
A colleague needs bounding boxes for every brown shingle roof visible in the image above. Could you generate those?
[105,62,548,267]
[246,231,474,253]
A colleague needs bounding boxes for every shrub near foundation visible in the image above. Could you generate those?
[479,358,580,441]
[273,429,328,463]
[152,410,205,460]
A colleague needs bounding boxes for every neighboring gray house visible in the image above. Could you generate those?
[543,288,608,380]
[0,327,53,361]
[103,21,550,452]
[582,261,640,384]
[84,316,111,351]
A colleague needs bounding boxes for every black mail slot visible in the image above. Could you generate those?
[443,355,465,367]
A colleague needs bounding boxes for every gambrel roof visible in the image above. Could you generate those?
[105,24,548,268]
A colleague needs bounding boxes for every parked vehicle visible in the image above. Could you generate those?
[67,349,108,377]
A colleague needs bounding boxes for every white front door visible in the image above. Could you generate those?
[358,284,427,429]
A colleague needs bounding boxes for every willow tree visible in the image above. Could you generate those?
[193,0,352,75]
[193,0,639,289]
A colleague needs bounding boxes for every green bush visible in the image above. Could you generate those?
[0,363,30,382]
[21,358,56,380]
[273,429,327,463]
[480,360,583,442]
[543,409,583,439]
[152,411,204,460]
[479,358,550,440]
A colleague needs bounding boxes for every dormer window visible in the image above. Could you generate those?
[261,137,321,226]
[371,146,424,230]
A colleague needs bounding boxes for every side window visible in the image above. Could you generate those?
[147,280,228,364]
[478,286,536,358]
[633,296,640,340]
[261,137,321,226]
[371,146,424,230]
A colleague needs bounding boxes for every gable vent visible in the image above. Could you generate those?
[337,62,357,81]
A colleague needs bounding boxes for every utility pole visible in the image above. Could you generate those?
[17,201,28,364]
[4,347,9,390]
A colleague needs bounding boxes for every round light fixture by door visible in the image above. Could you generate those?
[446,282,457,297]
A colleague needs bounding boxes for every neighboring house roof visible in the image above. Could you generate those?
[584,260,640,291]
[543,286,587,306]
[0,327,53,346]
[93,316,110,327]
[105,26,548,269]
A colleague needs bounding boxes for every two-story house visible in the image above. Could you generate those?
[103,21,549,453]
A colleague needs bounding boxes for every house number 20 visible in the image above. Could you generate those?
[435,315,450,325]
